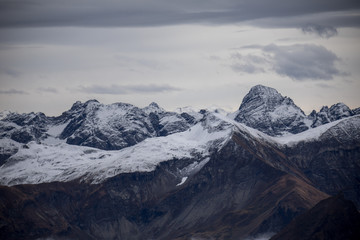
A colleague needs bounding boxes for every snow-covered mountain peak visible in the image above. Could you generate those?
[175,106,200,113]
[328,102,353,119]
[143,102,165,114]
[310,102,354,127]
[3,111,46,123]
[232,86,358,136]
[148,102,161,109]
[0,110,11,120]
[238,85,299,112]
[70,99,100,111]
[244,84,281,100]
[234,85,308,136]
[353,107,360,115]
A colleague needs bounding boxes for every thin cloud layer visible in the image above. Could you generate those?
[231,44,344,81]
[0,89,28,95]
[78,84,181,95]
[0,68,22,78]
[37,87,58,93]
[0,0,359,28]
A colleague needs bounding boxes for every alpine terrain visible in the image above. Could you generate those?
[0,85,359,240]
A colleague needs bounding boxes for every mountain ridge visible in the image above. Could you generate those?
[0,85,359,240]
[0,84,358,152]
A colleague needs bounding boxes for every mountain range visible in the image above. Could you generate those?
[0,85,359,240]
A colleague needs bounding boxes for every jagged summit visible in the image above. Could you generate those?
[233,85,309,136]
[70,99,99,110]
[232,85,358,137]
[353,107,360,115]
[238,85,287,115]
[239,85,282,110]
[148,102,161,108]
[143,102,165,114]
[309,102,354,127]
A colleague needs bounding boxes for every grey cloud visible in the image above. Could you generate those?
[0,0,359,28]
[232,44,345,81]
[208,55,222,61]
[230,53,267,74]
[0,89,28,94]
[37,87,58,93]
[264,44,343,80]
[79,85,126,95]
[231,64,265,74]
[247,10,360,29]
[301,24,338,38]
[0,68,22,78]
[114,55,164,71]
[78,84,181,95]
[316,83,335,89]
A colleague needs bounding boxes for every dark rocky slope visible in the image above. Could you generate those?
[270,194,360,240]
[281,115,360,208]
[0,124,329,240]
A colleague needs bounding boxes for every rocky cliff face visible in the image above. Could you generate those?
[0,111,48,143]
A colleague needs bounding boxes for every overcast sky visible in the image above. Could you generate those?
[0,0,359,116]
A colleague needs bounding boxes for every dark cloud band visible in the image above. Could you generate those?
[0,0,359,28]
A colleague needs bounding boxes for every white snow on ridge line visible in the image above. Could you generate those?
[0,114,233,186]
[271,115,360,146]
[0,112,358,186]
[206,112,359,147]
[0,110,11,120]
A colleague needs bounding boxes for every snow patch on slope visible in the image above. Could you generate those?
[176,177,188,186]
[43,121,69,145]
